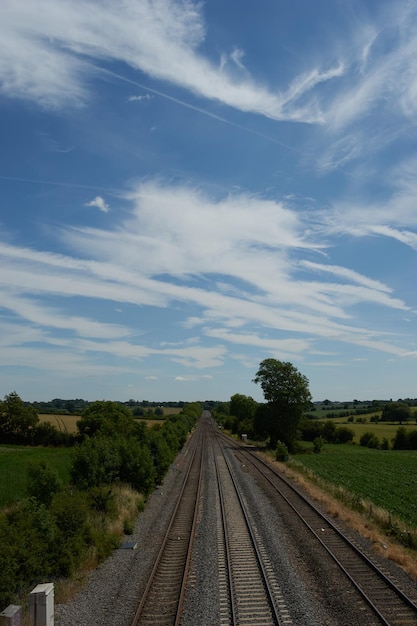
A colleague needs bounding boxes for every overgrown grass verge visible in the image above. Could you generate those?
[0,483,143,616]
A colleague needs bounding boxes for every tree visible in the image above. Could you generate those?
[229,394,258,436]
[77,401,135,438]
[381,401,411,423]
[27,461,62,506]
[0,391,39,443]
[253,359,312,450]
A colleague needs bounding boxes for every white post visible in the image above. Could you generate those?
[0,604,22,626]
[29,583,54,626]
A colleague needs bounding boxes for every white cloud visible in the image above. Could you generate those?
[86,196,110,213]
[127,94,153,103]
[0,180,413,363]
[0,0,340,123]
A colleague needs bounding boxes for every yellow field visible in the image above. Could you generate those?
[38,414,80,433]
[38,413,171,433]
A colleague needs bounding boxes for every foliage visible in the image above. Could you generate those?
[360,431,380,448]
[334,426,354,444]
[0,391,39,444]
[392,427,417,450]
[275,440,289,461]
[0,482,138,609]
[27,460,63,506]
[313,436,325,453]
[228,394,257,438]
[71,436,121,489]
[253,359,312,450]
[147,427,173,484]
[77,401,136,438]
[0,397,200,609]
[381,401,411,422]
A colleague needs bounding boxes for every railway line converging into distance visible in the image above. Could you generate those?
[56,411,417,626]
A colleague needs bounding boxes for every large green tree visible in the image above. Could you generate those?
[77,401,136,438]
[253,359,312,450]
[229,393,258,438]
[381,401,411,423]
[0,391,39,443]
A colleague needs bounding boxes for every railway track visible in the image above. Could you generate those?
[211,426,293,626]
[131,420,206,626]
[129,414,417,625]
[224,434,417,626]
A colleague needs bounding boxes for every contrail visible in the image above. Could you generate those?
[96,66,299,153]
[0,175,123,197]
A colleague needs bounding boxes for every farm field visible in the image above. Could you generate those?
[318,418,417,443]
[38,413,80,433]
[293,444,417,527]
[0,446,73,508]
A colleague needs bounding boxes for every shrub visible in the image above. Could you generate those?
[335,426,354,444]
[392,426,409,450]
[275,440,289,462]
[71,436,121,488]
[27,460,62,506]
[313,436,325,453]
[360,432,380,448]
[88,486,117,518]
[123,520,134,535]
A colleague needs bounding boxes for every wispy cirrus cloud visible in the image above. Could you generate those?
[0,181,412,371]
[0,0,340,123]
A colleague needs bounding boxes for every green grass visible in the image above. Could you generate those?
[318,418,417,443]
[293,444,417,527]
[0,446,73,508]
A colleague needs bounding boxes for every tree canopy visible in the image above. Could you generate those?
[381,401,411,422]
[253,359,312,450]
[0,391,39,443]
[77,400,136,438]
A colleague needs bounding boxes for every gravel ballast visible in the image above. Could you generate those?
[55,426,417,625]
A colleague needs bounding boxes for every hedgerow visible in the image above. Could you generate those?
[0,400,200,610]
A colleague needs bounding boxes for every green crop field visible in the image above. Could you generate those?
[0,446,74,508]
[293,444,417,527]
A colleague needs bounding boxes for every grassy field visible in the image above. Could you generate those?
[0,446,74,508]
[293,444,417,527]
[318,418,417,443]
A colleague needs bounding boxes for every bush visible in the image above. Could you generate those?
[71,436,121,489]
[313,436,325,453]
[27,460,62,506]
[275,440,289,462]
[335,426,354,444]
[360,432,380,448]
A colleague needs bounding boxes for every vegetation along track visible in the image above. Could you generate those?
[225,434,417,626]
[210,423,293,625]
[131,418,206,626]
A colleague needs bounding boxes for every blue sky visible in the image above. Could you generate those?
[1,0,417,403]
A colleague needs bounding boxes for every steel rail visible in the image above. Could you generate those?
[212,426,284,625]
[131,419,206,626]
[211,431,238,626]
[227,436,417,626]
